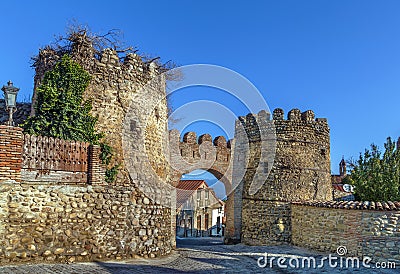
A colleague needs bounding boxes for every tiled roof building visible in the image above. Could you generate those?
[176,180,224,237]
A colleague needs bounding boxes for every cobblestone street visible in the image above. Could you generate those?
[0,237,397,273]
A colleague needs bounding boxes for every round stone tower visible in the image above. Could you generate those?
[225,108,332,245]
[30,32,175,256]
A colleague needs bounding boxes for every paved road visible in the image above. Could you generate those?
[0,237,397,273]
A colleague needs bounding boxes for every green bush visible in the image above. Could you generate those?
[23,54,118,183]
[23,55,102,143]
[347,137,400,201]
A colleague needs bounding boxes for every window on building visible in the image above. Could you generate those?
[205,190,209,200]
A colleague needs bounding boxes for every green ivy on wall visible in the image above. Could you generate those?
[23,55,101,143]
[23,54,118,182]
[100,142,120,183]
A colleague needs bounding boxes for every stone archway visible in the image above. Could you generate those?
[169,130,233,193]
[169,130,234,242]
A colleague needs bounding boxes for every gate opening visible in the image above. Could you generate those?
[176,170,226,246]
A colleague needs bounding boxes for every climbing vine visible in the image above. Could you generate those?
[100,142,120,183]
[23,54,118,182]
[23,55,101,142]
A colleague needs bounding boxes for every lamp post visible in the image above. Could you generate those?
[1,81,20,126]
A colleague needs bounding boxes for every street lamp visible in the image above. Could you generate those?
[1,81,20,126]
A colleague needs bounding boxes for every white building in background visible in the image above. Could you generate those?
[176,180,225,237]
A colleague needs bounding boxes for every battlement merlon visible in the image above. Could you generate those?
[33,42,160,94]
[236,108,328,126]
[235,108,329,143]
[98,48,159,75]
[170,131,231,148]
[168,129,232,186]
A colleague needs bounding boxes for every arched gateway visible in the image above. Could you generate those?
[169,108,332,245]
[169,130,233,194]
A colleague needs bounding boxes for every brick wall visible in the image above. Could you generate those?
[0,126,23,182]
[169,130,231,189]
[87,145,106,185]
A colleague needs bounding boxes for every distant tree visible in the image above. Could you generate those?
[23,54,102,143]
[346,137,400,201]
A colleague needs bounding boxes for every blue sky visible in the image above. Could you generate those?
[1,0,400,177]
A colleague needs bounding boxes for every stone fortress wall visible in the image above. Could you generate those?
[169,130,232,189]
[0,34,174,264]
[0,126,172,264]
[32,35,170,187]
[292,201,400,262]
[225,108,399,263]
[0,113,236,265]
[0,30,398,265]
[225,108,332,245]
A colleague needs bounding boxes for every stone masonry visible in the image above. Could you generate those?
[0,126,172,264]
[292,201,400,263]
[0,33,174,265]
[0,181,172,264]
[225,108,332,245]
[31,36,169,188]
[1,30,398,267]
[169,131,232,191]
